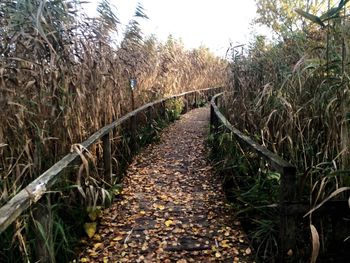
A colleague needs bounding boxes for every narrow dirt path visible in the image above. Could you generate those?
[78,107,253,262]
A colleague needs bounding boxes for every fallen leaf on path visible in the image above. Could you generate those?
[220,240,231,248]
[84,222,97,238]
[153,203,165,210]
[93,242,103,250]
[165,219,175,227]
[113,236,123,241]
[77,108,253,262]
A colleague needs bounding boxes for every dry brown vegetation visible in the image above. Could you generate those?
[0,1,227,261]
[0,1,227,205]
[225,16,349,201]
[219,1,350,261]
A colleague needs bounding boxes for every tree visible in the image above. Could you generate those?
[254,0,335,36]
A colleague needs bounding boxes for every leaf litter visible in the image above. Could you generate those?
[78,107,254,262]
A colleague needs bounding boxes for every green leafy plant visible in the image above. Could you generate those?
[209,131,281,261]
[165,98,185,121]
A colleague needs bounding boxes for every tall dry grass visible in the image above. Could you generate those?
[223,3,349,260]
[0,1,228,261]
[0,1,227,203]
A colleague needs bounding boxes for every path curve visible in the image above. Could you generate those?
[78,107,253,262]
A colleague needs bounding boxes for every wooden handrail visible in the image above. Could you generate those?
[210,93,296,262]
[0,87,221,234]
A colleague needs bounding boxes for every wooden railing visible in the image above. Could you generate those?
[0,87,221,235]
[210,93,297,262]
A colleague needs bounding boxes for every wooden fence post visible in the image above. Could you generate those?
[160,101,166,120]
[32,195,55,263]
[210,103,219,135]
[210,103,215,134]
[130,115,137,152]
[102,132,112,184]
[206,90,212,102]
[184,94,189,113]
[129,86,138,152]
[146,106,152,124]
[279,166,297,262]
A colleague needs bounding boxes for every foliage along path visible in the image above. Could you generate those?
[78,107,253,262]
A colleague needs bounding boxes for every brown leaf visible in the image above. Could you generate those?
[310,224,320,263]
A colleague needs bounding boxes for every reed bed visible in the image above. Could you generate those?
[221,3,350,261]
[0,1,227,261]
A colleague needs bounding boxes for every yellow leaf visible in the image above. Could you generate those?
[80,258,89,262]
[87,206,102,221]
[160,194,168,200]
[220,240,230,248]
[89,251,98,257]
[153,203,165,210]
[84,222,97,238]
[113,236,123,241]
[113,188,122,195]
[93,242,103,250]
[93,234,101,241]
[215,252,221,258]
[103,257,108,263]
[165,220,174,227]
[109,241,116,246]
[140,210,146,215]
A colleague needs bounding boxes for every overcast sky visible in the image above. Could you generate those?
[83,0,269,56]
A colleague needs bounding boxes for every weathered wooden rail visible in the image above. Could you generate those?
[210,93,297,262]
[0,87,221,235]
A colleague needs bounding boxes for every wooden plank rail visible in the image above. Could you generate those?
[210,93,297,262]
[0,87,221,234]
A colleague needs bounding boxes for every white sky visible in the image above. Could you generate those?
[83,0,269,57]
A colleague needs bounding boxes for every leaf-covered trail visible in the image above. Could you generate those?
[78,107,253,262]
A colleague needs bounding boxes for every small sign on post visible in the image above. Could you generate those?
[129,78,137,151]
[130,78,137,91]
